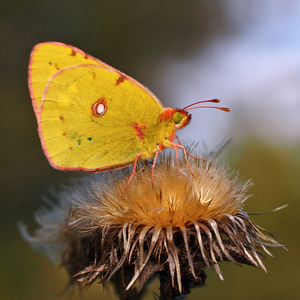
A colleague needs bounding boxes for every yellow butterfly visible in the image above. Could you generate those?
[29,42,229,189]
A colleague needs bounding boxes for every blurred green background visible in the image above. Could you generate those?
[1,0,299,299]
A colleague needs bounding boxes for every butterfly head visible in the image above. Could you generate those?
[160,108,191,130]
[173,110,191,129]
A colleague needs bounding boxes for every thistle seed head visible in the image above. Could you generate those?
[22,151,286,298]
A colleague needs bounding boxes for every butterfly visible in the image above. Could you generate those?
[29,42,229,192]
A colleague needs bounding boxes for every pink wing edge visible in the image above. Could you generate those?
[29,41,160,172]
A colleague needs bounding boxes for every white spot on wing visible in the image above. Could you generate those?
[97,104,105,115]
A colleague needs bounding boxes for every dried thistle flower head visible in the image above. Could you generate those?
[22,150,286,299]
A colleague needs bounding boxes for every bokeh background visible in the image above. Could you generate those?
[1,0,299,299]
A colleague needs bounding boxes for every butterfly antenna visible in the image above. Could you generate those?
[182,99,230,112]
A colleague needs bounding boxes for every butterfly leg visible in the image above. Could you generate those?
[174,146,180,176]
[121,153,143,198]
[175,135,205,162]
[174,142,195,178]
[164,139,195,178]
[151,145,179,185]
[151,147,160,187]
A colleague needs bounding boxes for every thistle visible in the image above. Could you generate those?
[22,150,286,299]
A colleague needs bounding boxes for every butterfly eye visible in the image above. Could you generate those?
[173,112,183,124]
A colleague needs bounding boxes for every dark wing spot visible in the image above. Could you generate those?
[116,74,126,86]
[132,124,146,141]
[69,130,78,140]
[77,139,81,146]
[63,132,67,136]
[54,63,60,70]
[87,137,92,141]
[59,115,65,121]
[48,61,52,65]
[70,49,76,56]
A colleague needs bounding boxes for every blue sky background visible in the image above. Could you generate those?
[161,0,300,147]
